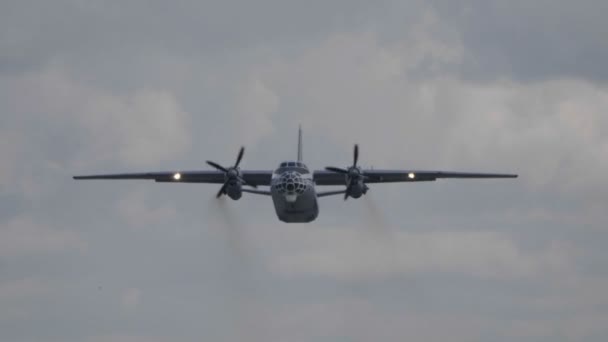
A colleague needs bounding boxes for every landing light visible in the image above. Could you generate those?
[408,172,416,179]
[173,173,182,180]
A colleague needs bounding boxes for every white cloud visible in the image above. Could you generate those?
[262,295,596,342]
[1,2,608,342]
[262,227,572,279]
[265,303,499,342]
[256,30,608,195]
[86,335,170,342]
[120,288,142,312]
[231,77,279,147]
[116,189,177,228]
[0,217,86,258]
[0,278,54,321]
[1,68,192,169]
[0,130,21,189]
[0,277,51,302]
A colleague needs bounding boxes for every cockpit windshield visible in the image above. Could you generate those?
[275,161,309,174]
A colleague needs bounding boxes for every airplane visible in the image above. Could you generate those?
[74,127,517,223]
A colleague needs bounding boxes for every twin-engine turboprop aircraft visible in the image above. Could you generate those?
[74,128,517,223]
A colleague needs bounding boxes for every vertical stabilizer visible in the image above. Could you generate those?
[297,125,303,162]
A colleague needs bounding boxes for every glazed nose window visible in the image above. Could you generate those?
[275,172,307,195]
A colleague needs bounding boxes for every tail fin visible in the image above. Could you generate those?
[297,125,303,162]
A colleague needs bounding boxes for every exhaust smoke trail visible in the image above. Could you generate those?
[212,197,250,261]
[206,197,268,342]
[360,193,401,280]
[362,193,392,237]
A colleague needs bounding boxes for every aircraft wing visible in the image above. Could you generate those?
[313,170,517,185]
[73,170,273,186]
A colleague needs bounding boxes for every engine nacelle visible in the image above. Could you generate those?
[226,182,243,200]
[347,181,369,199]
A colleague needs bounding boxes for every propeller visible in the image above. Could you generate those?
[206,146,256,198]
[326,144,359,174]
[325,144,367,200]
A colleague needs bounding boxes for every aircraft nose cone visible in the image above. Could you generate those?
[276,171,308,195]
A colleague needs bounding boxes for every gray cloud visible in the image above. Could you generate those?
[430,0,608,82]
[0,217,86,259]
[1,1,608,342]
[263,227,573,279]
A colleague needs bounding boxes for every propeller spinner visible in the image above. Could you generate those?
[206,146,256,198]
[325,144,368,200]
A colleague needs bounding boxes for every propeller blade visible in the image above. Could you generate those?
[209,147,252,197]
[235,146,245,168]
[216,181,229,198]
[353,144,359,167]
[325,167,349,174]
[207,161,229,173]
[344,178,355,200]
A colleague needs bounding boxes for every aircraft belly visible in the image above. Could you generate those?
[271,186,319,223]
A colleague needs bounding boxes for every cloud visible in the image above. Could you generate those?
[264,298,608,342]
[0,217,86,258]
[255,30,608,196]
[0,277,55,321]
[230,77,279,147]
[0,278,51,302]
[429,0,608,83]
[0,130,21,188]
[116,189,178,228]
[262,227,573,279]
[121,288,142,312]
[85,335,170,342]
[1,1,608,342]
[1,68,191,171]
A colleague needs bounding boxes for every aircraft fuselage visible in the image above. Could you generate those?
[270,161,319,223]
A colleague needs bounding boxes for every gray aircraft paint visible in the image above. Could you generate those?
[270,161,318,223]
[73,128,517,223]
[269,129,318,222]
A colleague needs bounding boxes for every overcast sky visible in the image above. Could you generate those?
[1,1,608,341]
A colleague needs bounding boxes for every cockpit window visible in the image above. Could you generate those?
[275,161,310,174]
